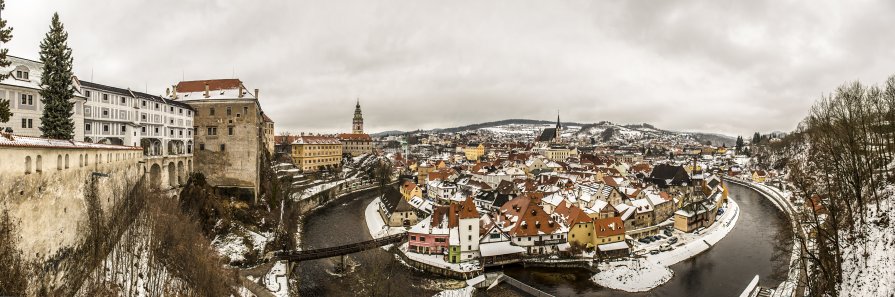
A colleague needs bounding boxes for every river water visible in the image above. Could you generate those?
[297,183,792,296]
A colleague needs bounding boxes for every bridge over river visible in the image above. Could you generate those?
[274,232,405,262]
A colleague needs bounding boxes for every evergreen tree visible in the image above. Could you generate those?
[38,13,75,140]
[752,132,761,144]
[735,136,744,153]
[0,0,13,123]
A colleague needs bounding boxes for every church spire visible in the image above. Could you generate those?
[556,110,561,129]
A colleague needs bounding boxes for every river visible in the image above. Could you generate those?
[297,183,793,296]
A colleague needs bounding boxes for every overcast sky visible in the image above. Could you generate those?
[5,1,895,136]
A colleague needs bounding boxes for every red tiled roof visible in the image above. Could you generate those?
[337,133,372,141]
[459,196,480,219]
[176,79,242,92]
[593,217,625,237]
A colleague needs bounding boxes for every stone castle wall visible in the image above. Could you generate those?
[0,146,142,262]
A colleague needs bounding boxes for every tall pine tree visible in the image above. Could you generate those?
[0,0,13,124]
[38,13,75,140]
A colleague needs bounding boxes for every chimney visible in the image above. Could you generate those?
[165,88,170,97]
[172,85,178,99]
[254,88,259,99]
[204,83,210,98]
[238,85,244,98]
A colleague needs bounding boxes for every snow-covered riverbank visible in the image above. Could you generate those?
[364,196,405,249]
[592,198,741,292]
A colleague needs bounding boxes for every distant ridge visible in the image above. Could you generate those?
[370,118,736,145]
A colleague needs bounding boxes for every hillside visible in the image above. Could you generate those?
[372,118,736,145]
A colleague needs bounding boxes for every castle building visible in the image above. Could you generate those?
[339,100,373,156]
[291,134,343,172]
[0,56,87,139]
[173,78,266,202]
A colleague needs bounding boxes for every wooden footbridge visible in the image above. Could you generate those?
[273,232,406,262]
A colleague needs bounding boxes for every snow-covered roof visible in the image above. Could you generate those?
[480,241,526,257]
[597,241,629,251]
[0,133,141,150]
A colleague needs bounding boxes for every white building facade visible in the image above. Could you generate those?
[0,56,86,139]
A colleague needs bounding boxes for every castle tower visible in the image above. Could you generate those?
[352,99,364,134]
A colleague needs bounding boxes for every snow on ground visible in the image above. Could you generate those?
[364,196,405,248]
[398,243,481,273]
[646,198,740,266]
[432,286,475,297]
[263,261,290,297]
[213,232,250,263]
[211,225,274,264]
[595,198,740,292]
[592,259,673,292]
[838,187,895,297]
[293,178,351,200]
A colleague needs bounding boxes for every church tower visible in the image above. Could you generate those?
[553,111,562,143]
[352,99,364,134]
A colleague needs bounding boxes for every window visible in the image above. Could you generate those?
[21,119,27,128]
[103,125,109,132]
[243,106,248,115]
[228,126,234,136]
[142,100,147,107]
[170,106,174,112]
[154,127,159,134]
[15,70,21,78]
[411,235,416,241]
[20,94,30,105]
[85,90,91,97]
[141,127,146,133]
[209,108,216,116]
[207,127,217,136]
[85,123,92,131]
[226,106,232,116]
[26,119,32,128]
[220,144,226,151]
[121,126,126,132]
[121,97,127,104]
[155,103,159,109]
[102,94,109,101]
[199,143,205,151]
[102,109,109,116]
[179,108,183,114]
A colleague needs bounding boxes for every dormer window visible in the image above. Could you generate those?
[14,68,29,80]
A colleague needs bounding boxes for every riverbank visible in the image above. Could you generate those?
[364,196,406,249]
[592,198,741,292]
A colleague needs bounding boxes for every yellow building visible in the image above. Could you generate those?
[752,170,767,183]
[545,144,575,161]
[464,143,485,161]
[291,135,343,172]
[338,133,373,156]
[400,180,422,201]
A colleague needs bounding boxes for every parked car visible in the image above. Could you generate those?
[639,238,649,243]
[664,229,673,237]
[650,249,660,255]
[668,237,679,244]
[659,243,673,252]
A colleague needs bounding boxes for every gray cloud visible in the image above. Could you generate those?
[5,0,895,137]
